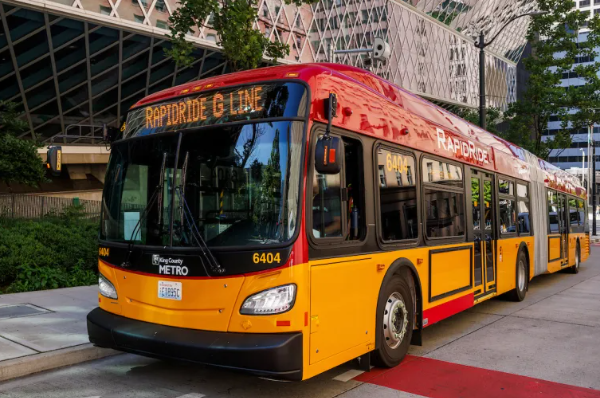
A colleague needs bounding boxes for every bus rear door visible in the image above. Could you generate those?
[470,169,497,298]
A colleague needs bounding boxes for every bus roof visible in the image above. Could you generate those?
[132,63,586,199]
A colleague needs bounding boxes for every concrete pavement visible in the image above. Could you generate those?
[0,250,599,397]
[0,286,117,381]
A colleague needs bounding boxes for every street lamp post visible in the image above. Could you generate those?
[580,147,586,186]
[476,11,547,129]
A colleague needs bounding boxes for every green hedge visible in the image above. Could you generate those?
[0,206,98,293]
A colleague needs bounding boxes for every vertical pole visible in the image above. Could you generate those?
[593,137,597,236]
[479,32,486,130]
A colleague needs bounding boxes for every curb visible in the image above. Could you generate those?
[0,344,120,382]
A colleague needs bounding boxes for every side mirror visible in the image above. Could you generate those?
[102,124,120,143]
[315,136,342,174]
[46,146,62,176]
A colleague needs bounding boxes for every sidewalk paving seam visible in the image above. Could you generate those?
[421,270,600,359]
[0,334,41,353]
[505,314,598,328]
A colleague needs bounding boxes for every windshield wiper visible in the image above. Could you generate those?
[175,186,225,275]
[121,152,168,268]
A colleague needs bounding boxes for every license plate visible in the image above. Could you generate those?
[158,281,182,301]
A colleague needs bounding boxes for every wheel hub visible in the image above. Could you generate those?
[383,292,408,349]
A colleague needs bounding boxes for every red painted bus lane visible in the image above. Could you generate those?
[355,355,600,398]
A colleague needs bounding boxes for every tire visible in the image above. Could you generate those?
[570,242,580,274]
[372,273,414,368]
[507,250,528,302]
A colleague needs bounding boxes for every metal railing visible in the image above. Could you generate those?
[0,194,102,219]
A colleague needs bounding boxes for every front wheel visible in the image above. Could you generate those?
[373,274,414,368]
[507,250,528,302]
[569,242,580,274]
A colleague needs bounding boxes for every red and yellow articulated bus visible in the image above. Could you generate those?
[88,63,589,381]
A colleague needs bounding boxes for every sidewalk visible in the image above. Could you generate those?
[0,286,118,382]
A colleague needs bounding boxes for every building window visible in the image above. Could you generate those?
[99,5,111,15]
[377,147,418,241]
[155,0,166,12]
[133,14,145,23]
[156,20,168,30]
[422,157,464,238]
[580,0,590,6]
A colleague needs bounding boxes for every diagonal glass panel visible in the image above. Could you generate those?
[58,63,88,93]
[91,67,119,97]
[0,48,13,76]
[12,30,49,67]
[54,38,86,73]
[0,76,19,101]
[6,8,45,43]
[20,57,53,90]
[149,62,175,85]
[120,95,140,118]
[89,27,120,55]
[123,34,151,60]
[61,84,89,113]
[30,100,59,128]
[122,51,149,80]
[92,87,118,113]
[151,41,171,65]
[63,101,90,124]
[148,78,172,95]
[50,18,84,48]
[26,80,55,110]
[0,18,7,49]
[174,61,201,85]
[121,73,146,99]
[90,43,119,76]
[94,105,117,125]
[34,119,62,140]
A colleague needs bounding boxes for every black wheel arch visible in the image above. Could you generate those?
[518,242,531,283]
[374,258,423,350]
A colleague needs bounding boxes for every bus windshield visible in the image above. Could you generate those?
[101,120,305,248]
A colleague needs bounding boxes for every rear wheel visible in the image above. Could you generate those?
[507,250,528,302]
[373,274,414,368]
[570,242,580,274]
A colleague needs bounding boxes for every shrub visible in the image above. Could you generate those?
[0,205,99,293]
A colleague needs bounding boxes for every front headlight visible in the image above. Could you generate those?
[240,284,296,315]
[99,274,118,299]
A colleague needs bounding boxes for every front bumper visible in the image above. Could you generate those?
[87,307,303,380]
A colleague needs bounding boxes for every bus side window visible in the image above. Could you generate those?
[343,137,365,240]
[311,135,365,241]
[516,183,530,234]
[312,172,343,239]
[377,147,418,241]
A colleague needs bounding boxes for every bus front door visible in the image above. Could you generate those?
[470,170,496,298]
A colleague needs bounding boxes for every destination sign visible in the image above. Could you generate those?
[123,82,307,138]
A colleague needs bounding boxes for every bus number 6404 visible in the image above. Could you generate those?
[253,252,281,264]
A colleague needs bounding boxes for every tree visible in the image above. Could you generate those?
[502,0,596,160]
[0,101,47,191]
[167,0,311,71]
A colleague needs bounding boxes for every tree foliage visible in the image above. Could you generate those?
[0,101,47,190]
[503,0,600,160]
[167,0,313,71]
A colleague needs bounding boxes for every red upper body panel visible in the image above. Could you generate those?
[132,63,586,199]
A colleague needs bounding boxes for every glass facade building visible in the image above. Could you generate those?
[0,0,535,143]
